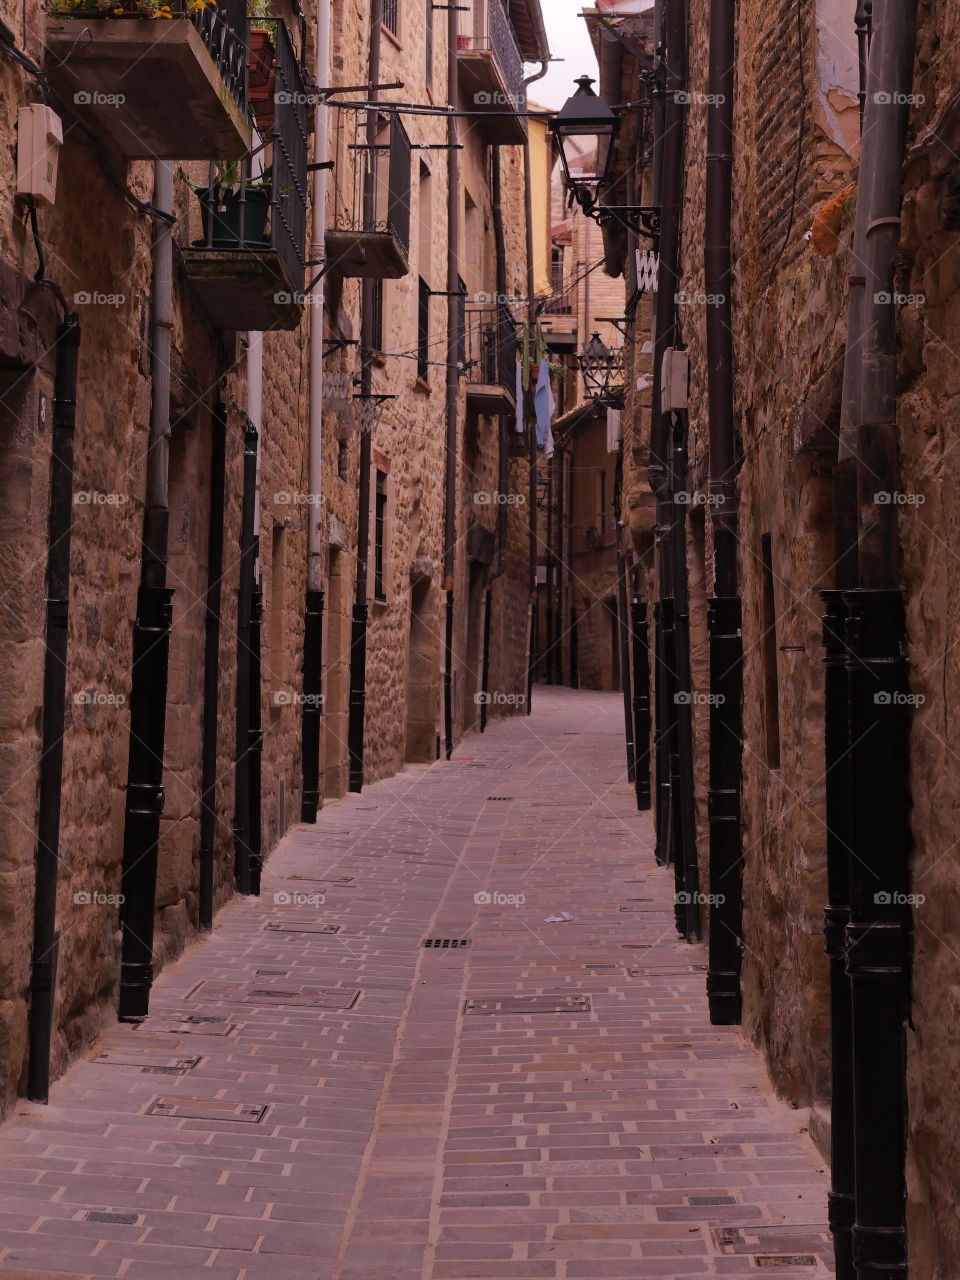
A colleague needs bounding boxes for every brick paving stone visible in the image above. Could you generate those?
[0,689,833,1278]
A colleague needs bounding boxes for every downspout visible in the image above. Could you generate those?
[630,562,652,809]
[198,400,226,931]
[27,297,81,1102]
[118,162,176,1020]
[614,449,636,780]
[348,0,383,789]
[301,0,332,821]
[524,58,549,713]
[840,2,916,1274]
[233,402,259,894]
[554,445,565,684]
[567,449,578,687]
[822,18,877,1277]
[704,0,744,1024]
[649,0,685,872]
[442,0,460,759]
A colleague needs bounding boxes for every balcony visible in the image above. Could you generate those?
[182,18,308,331]
[457,0,527,145]
[464,304,517,416]
[45,0,251,160]
[326,115,412,279]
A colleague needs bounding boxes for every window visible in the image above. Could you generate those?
[337,437,348,479]
[383,0,399,36]
[418,277,430,382]
[418,161,433,284]
[456,275,467,366]
[760,532,781,768]
[374,470,388,601]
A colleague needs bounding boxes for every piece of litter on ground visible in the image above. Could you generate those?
[544,911,574,923]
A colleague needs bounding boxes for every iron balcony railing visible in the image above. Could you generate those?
[464,304,517,391]
[194,16,307,292]
[460,0,526,114]
[333,113,412,264]
[193,0,249,117]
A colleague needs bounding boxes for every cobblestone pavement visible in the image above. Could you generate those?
[0,688,833,1279]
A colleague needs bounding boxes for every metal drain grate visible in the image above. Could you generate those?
[486,796,513,801]
[423,938,471,949]
[755,1259,817,1269]
[142,1064,192,1075]
[689,1196,737,1206]
[464,994,591,1015]
[263,922,340,934]
[84,1211,140,1226]
[256,969,289,977]
[95,1051,201,1072]
[137,1017,237,1037]
[146,1097,268,1123]
[246,986,360,1009]
[287,874,353,884]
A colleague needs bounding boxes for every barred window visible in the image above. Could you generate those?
[383,0,399,36]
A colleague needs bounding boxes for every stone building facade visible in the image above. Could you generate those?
[586,0,960,1271]
[0,0,548,1118]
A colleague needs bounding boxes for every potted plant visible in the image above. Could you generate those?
[248,0,278,131]
[49,0,214,16]
[193,161,273,249]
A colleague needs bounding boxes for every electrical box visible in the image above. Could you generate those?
[660,347,689,412]
[17,106,63,205]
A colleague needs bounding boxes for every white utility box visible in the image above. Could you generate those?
[17,105,63,205]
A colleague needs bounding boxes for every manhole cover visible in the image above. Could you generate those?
[755,1259,817,1269]
[95,1051,201,1071]
[245,987,360,1009]
[84,1211,140,1226]
[423,938,471,949]
[689,1196,738,1206]
[145,1098,268,1123]
[464,994,591,1015]
[263,922,340,934]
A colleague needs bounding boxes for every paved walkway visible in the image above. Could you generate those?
[0,688,833,1279]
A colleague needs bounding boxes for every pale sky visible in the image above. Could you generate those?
[528,3,600,110]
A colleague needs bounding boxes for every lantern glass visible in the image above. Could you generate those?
[552,76,619,196]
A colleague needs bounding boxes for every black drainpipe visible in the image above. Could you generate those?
[198,400,226,930]
[649,0,687,882]
[118,163,176,1022]
[233,418,259,894]
[630,563,651,810]
[704,0,744,1023]
[27,304,81,1102]
[841,0,916,1267]
[567,451,578,688]
[247,572,264,894]
[479,585,493,732]
[614,449,636,781]
[442,0,461,759]
[300,586,324,819]
[347,0,383,790]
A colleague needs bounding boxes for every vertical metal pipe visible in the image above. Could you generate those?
[118,162,175,1021]
[233,419,259,895]
[480,584,492,731]
[631,565,652,810]
[248,574,263,895]
[302,0,332,821]
[821,587,856,1280]
[614,451,636,780]
[27,312,81,1101]
[704,0,744,1020]
[348,0,383,791]
[198,401,226,931]
[671,409,701,941]
[566,450,578,688]
[442,0,460,760]
[553,447,565,685]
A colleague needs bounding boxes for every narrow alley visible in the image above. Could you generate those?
[0,690,831,1280]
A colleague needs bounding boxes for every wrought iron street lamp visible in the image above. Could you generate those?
[551,77,659,241]
[578,332,625,403]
